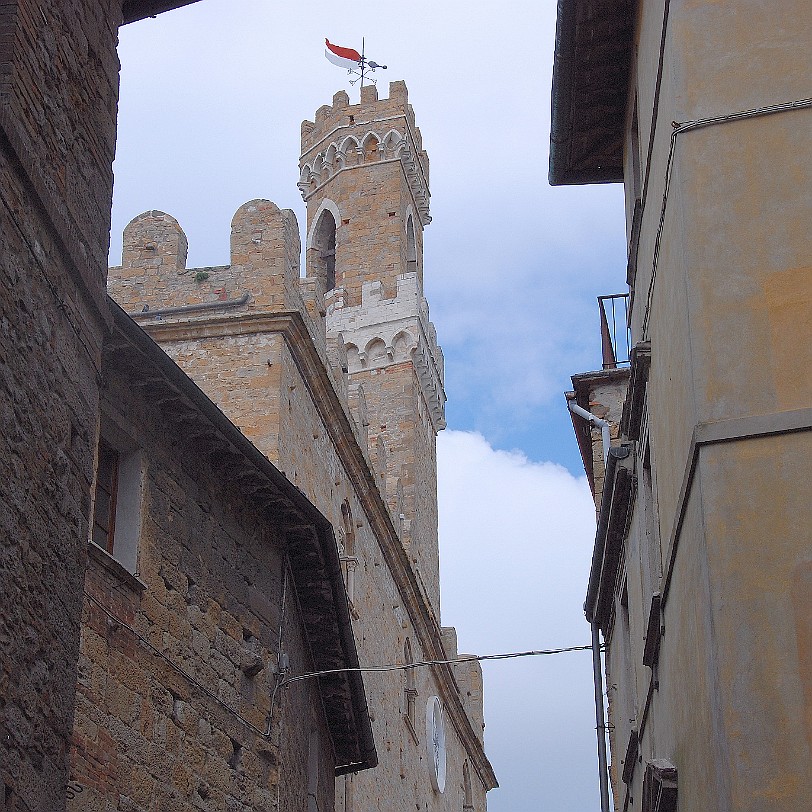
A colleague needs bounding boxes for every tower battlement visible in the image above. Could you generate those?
[299,81,431,229]
[328,272,446,432]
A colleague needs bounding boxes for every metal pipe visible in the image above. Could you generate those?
[568,397,613,811]
[592,622,611,812]
[568,400,611,464]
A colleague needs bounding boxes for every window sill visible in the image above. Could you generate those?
[87,541,146,594]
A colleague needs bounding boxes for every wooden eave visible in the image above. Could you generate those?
[549,0,635,185]
[106,299,378,774]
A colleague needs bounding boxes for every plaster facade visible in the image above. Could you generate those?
[554,2,812,810]
[107,83,496,811]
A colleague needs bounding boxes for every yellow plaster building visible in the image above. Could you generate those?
[551,1,812,811]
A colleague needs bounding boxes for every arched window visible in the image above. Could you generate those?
[312,209,337,291]
[339,500,358,612]
[363,135,379,162]
[404,638,417,736]
[463,761,473,810]
[405,215,417,274]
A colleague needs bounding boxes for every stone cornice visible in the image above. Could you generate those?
[139,309,497,789]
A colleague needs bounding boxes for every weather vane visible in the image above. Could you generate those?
[325,38,387,87]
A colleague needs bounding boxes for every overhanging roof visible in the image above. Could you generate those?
[122,1,203,24]
[107,299,377,774]
[549,0,635,185]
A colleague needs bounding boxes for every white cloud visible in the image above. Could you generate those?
[438,430,601,811]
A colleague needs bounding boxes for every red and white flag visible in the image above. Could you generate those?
[325,39,362,70]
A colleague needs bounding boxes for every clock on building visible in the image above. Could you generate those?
[425,695,447,793]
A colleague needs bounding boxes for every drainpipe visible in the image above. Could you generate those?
[591,622,610,812]
[568,400,610,464]
[567,398,612,812]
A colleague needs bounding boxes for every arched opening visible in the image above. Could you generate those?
[463,761,473,810]
[406,215,417,274]
[312,209,337,290]
[404,638,417,733]
[363,134,379,162]
[341,136,360,167]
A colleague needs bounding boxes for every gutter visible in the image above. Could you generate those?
[568,400,611,466]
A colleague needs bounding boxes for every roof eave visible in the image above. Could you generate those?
[107,299,377,772]
[548,0,634,186]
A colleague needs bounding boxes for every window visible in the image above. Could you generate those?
[642,760,677,812]
[405,215,417,274]
[92,439,119,553]
[91,430,143,573]
[339,501,358,612]
[462,761,473,810]
[363,135,379,162]
[404,638,418,740]
[312,209,337,291]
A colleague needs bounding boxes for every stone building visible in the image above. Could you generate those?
[1,0,375,807]
[108,82,497,811]
[0,1,206,807]
[551,1,812,810]
[69,302,376,808]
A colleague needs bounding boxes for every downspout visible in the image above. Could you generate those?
[567,398,612,812]
[568,400,610,465]
[591,623,610,812]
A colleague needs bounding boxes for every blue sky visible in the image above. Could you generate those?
[112,2,628,809]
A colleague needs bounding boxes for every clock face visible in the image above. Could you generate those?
[425,696,446,793]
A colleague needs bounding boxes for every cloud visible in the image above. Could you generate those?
[438,430,601,811]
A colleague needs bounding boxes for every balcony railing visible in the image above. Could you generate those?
[598,294,631,369]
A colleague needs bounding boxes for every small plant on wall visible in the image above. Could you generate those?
[194,271,209,283]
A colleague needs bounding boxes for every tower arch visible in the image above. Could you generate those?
[306,198,341,290]
[405,213,417,274]
[362,132,380,162]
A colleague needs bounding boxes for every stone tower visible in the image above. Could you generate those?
[107,81,496,811]
[299,82,446,616]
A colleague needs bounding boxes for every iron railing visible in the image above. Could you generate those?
[598,294,631,369]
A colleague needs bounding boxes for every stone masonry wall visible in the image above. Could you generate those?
[106,199,492,811]
[69,358,333,811]
[300,82,430,307]
[0,1,120,807]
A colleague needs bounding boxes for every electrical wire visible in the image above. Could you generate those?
[281,644,596,686]
[265,561,290,736]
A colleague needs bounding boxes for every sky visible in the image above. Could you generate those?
[113,2,628,809]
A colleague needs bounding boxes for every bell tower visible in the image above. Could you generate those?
[299,82,446,615]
